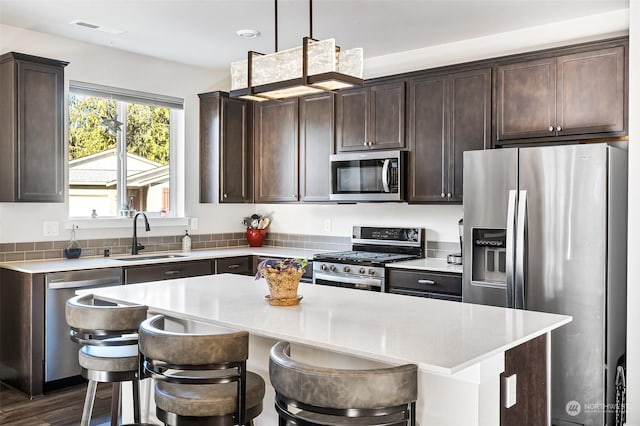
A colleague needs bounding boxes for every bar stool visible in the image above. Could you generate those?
[65,294,148,426]
[269,341,418,425]
[138,314,265,426]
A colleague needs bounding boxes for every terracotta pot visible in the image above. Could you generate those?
[262,269,303,300]
[246,228,266,247]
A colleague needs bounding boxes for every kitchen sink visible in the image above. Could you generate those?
[113,254,187,261]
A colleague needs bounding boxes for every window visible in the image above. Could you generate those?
[68,81,183,218]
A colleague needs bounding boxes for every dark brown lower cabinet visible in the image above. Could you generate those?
[0,269,45,397]
[124,259,213,284]
[501,333,547,426]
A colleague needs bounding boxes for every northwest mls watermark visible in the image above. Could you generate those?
[565,400,625,416]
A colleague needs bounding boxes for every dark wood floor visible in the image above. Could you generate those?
[0,382,113,425]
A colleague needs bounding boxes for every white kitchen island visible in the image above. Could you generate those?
[83,273,571,426]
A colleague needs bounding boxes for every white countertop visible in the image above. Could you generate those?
[0,246,462,275]
[389,257,463,274]
[0,247,325,274]
[84,274,571,376]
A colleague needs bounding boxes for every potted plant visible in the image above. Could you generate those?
[242,213,271,247]
[256,258,308,306]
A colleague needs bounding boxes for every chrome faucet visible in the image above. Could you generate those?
[132,212,151,255]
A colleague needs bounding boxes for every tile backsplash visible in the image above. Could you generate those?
[0,232,457,262]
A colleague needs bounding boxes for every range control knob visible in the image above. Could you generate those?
[343,266,351,273]
[321,264,328,271]
[359,267,366,275]
[329,265,337,272]
[368,269,376,276]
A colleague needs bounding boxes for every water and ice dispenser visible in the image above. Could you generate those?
[471,228,507,285]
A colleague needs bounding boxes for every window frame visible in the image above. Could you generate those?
[68,81,184,220]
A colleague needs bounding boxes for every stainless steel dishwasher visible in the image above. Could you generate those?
[45,268,123,383]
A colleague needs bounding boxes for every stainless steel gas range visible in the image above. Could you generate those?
[313,226,424,292]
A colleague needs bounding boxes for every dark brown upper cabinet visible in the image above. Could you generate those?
[0,52,67,202]
[253,99,299,203]
[495,43,626,144]
[408,68,491,203]
[199,91,252,203]
[299,93,334,202]
[336,81,405,152]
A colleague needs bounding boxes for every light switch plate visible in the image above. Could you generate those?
[190,217,199,231]
[323,219,332,232]
[43,221,59,237]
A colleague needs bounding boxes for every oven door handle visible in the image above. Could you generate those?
[314,272,382,288]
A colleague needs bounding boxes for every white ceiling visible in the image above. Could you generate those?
[0,0,629,72]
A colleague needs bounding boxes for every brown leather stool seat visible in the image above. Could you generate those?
[269,341,418,426]
[65,294,148,426]
[139,315,265,426]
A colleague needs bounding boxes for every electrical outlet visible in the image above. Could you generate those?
[43,221,59,237]
[190,217,199,231]
[323,219,332,232]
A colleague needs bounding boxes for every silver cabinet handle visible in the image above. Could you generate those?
[447,193,452,199]
[440,192,445,198]
[164,270,183,275]
[548,126,554,132]
[226,264,240,269]
[556,125,562,131]
[363,141,368,146]
[223,194,228,198]
[417,279,435,285]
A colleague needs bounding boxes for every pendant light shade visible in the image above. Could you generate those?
[230,1,363,101]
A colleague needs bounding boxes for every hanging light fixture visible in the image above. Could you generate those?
[230,0,363,101]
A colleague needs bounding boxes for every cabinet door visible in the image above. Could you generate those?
[501,334,547,426]
[124,260,213,284]
[448,68,491,202]
[17,60,65,202]
[556,46,625,136]
[496,57,556,141]
[370,81,405,150]
[216,256,251,275]
[407,75,447,203]
[220,97,252,202]
[335,87,369,152]
[299,93,333,202]
[198,92,220,203]
[254,99,299,202]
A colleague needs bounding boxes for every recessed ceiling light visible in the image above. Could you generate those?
[70,19,126,35]
[236,29,261,39]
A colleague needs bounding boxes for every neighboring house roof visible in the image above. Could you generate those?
[69,148,168,187]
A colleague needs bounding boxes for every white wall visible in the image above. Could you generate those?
[626,1,639,424]
[0,7,632,246]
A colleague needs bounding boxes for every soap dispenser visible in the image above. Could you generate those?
[182,230,192,253]
[64,225,82,259]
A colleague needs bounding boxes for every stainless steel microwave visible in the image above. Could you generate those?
[329,150,405,201]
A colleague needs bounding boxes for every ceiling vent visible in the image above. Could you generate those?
[70,20,125,35]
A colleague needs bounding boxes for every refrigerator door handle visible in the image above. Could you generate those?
[515,190,528,310]
[505,190,517,308]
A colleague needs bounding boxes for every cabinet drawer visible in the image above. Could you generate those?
[215,256,251,275]
[124,260,213,284]
[387,269,462,297]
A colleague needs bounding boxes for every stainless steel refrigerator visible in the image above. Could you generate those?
[462,143,627,426]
